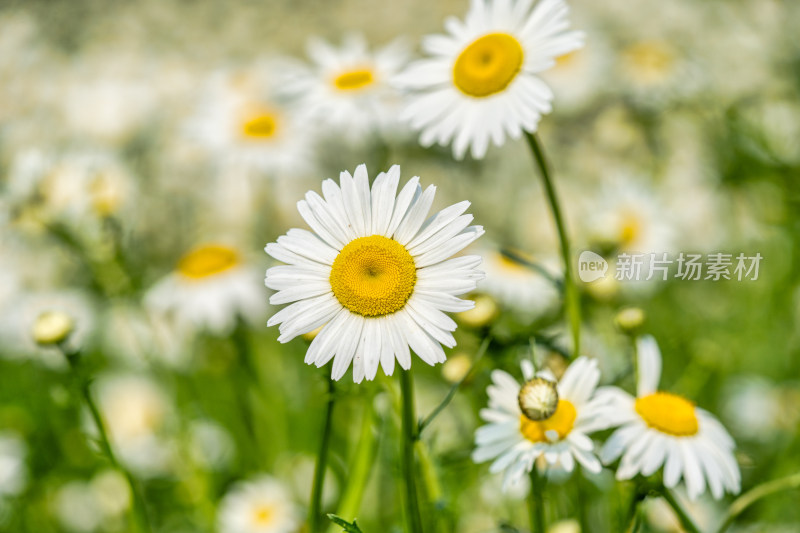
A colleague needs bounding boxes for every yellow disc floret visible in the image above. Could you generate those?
[251,505,275,526]
[241,112,278,139]
[635,391,699,436]
[519,399,577,443]
[453,33,524,97]
[330,235,416,317]
[333,68,375,91]
[178,245,240,279]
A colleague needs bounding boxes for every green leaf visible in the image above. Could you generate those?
[327,514,364,533]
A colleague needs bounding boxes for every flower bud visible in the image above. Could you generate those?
[457,294,498,328]
[518,377,559,421]
[32,310,74,346]
[614,307,646,335]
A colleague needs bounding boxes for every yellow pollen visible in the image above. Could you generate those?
[251,505,275,526]
[333,68,375,91]
[635,392,699,436]
[177,244,239,279]
[330,235,416,317]
[241,112,279,139]
[519,399,576,443]
[453,33,524,97]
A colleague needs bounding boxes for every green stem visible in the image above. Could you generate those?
[524,132,581,358]
[716,472,800,533]
[60,346,152,533]
[575,467,589,533]
[661,488,702,533]
[309,376,336,533]
[326,397,379,533]
[528,467,546,533]
[400,370,424,533]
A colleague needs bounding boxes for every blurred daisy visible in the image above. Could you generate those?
[189,69,313,176]
[93,373,174,477]
[478,247,559,318]
[599,336,741,500]
[217,476,299,533]
[0,431,27,500]
[265,164,484,382]
[145,243,267,336]
[397,0,583,159]
[472,357,613,489]
[282,34,408,142]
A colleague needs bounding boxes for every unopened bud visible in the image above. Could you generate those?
[518,377,559,421]
[32,311,74,346]
[302,325,323,342]
[614,307,646,335]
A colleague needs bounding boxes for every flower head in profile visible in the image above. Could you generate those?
[145,243,267,336]
[473,357,613,489]
[396,0,584,159]
[599,336,741,500]
[217,475,299,533]
[282,34,409,142]
[265,164,484,382]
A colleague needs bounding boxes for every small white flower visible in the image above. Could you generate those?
[397,0,584,159]
[265,164,484,382]
[145,243,267,336]
[477,247,559,318]
[599,336,741,500]
[473,357,613,489]
[217,476,299,533]
[282,34,409,142]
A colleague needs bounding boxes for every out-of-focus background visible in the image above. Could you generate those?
[1,0,799,531]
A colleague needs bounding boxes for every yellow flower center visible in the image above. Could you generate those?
[330,235,416,317]
[635,392,699,437]
[177,245,239,279]
[453,33,524,98]
[519,399,576,443]
[619,212,641,245]
[241,112,279,139]
[555,50,580,69]
[251,505,275,526]
[333,68,375,91]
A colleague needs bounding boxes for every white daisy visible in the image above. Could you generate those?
[217,475,299,533]
[478,247,559,318]
[282,34,409,142]
[145,243,267,336]
[599,335,741,500]
[188,68,313,177]
[264,164,484,382]
[396,0,584,159]
[472,356,613,489]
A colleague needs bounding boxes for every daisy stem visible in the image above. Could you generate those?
[400,369,424,533]
[661,488,702,533]
[310,375,336,533]
[716,471,800,533]
[528,467,546,533]
[59,344,153,533]
[524,132,581,358]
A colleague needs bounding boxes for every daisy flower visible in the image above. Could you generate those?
[188,69,313,176]
[282,34,409,142]
[145,243,267,336]
[472,357,613,489]
[217,476,299,533]
[599,335,741,500]
[477,247,559,318]
[265,164,484,382]
[396,0,584,159]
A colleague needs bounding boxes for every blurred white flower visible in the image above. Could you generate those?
[52,471,129,533]
[188,67,315,177]
[473,357,614,489]
[188,419,236,470]
[145,243,267,336]
[599,336,741,500]
[721,376,784,442]
[0,431,28,499]
[282,33,409,143]
[265,164,484,382]
[397,0,583,159]
[217,475,300,533]
[93,374,174,477]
